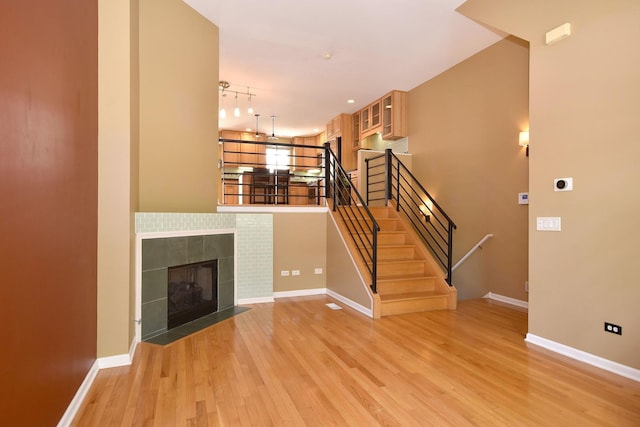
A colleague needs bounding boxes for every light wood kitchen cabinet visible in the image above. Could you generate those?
[292,136,320,170]
[326,113,356,171]
[352,113,360,150]
[381,90,408,140]
[220,130,266,168]
[289,182,309,205]
[223,181,240,205]
[359,98,382,139]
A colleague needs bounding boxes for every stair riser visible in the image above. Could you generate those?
[376,278,436,294]
[376,246,415,261]
[381,296,449,316]
[376,233,407,245]
[344,206,392,219]
[376,261,426,278]
[350,218,399,231]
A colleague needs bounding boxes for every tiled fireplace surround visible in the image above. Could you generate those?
[136,212,273,341]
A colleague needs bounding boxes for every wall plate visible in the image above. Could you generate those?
[554,177,573,191]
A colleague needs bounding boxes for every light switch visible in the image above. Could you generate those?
[536,217,561,231]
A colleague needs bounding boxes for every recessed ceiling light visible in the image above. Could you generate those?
[347,99,355,104]
[322,53,332,60]
[245,128,252,132]
[313,128,320,133]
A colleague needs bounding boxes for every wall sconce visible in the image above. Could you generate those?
[420,199,434,222]
[519,131,529,156]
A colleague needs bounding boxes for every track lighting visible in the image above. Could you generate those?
[218,81,256,120]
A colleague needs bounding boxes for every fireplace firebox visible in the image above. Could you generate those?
[167,260,218,329]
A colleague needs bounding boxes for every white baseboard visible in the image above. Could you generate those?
[237,296,275,304]
[97,339,137,369]
[57,360,99,427]
[274,288,327,298]
[58,339,137,426]
[525,333,640,382]
[326,289,373,318]
[483,292,528,310]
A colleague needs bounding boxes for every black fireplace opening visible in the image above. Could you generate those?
[167,260,218,330]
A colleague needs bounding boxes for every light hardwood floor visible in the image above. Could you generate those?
[72,297,640,426]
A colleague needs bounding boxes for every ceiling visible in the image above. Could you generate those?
[183,0,504,138]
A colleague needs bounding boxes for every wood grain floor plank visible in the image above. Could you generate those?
[72,297,640,426]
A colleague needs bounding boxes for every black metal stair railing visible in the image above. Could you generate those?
[323,143,381,293]
[365,149,457,284]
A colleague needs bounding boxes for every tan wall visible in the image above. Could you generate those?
[273,213,327,292]
[326,216,373,309]
[408,36,530,300]
[129,0,141,346]
[460,0,640,369]
[98,0,219,357]
[139,0,219,212]
[98,0,137,358]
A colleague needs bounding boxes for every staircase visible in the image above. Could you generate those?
[333,204,457,318]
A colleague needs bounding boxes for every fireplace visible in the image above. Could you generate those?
[167,260,218,329]
[140,232,235,341]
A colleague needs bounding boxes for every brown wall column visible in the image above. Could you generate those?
[0,1,98,425]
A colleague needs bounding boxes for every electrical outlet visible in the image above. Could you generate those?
[604,322,622,335]
[314,268,323,275]
[280,270,289,277]
[292,270,300,276]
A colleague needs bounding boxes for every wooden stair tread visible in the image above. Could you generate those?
[377,275,437,284]
[379,290,447,302]
[376,259,425,266]
[359,244,415,249]
[377,272,428,280]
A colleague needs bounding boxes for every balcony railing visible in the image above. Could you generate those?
[219,138,327,206]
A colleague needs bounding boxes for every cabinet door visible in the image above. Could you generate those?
[289,184,308,205]
[360,107,370,134]
[371,99,381,129]
[352,113,360,150]
[381,91,407,140]
[303,137,318,168]
[223,182,240,205]
[222,141,240,167]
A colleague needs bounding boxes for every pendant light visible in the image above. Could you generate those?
[247,87,254,115]
[219,92,227,119]
[218,80,230,120]
[254,114,260,138]
[233,92,240,117]
[268,115,278,140]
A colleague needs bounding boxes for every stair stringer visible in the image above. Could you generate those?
[326,202,381,318]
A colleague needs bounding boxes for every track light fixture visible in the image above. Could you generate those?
[218,81,256,120]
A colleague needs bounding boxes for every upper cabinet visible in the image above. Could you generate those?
[356,90,408,142]
[359,98,382,139]
[381,90,407,140]
[326,113,356,171]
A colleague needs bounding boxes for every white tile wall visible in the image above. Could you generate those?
[135,212,273,299]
